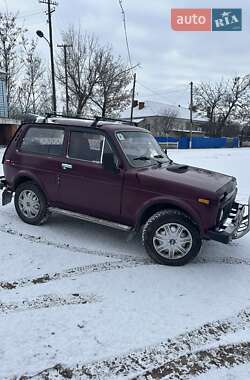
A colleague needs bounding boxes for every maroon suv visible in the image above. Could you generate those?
[1,116,249,266]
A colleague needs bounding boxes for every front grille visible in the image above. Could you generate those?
[217,191,237,227]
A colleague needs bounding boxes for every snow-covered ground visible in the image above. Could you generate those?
[0,147,249,380]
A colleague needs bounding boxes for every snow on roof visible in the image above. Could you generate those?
[120,100,208,123]
[132,118,145,123]
[0,118,21,125]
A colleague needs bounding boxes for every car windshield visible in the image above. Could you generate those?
[116,131,170,168]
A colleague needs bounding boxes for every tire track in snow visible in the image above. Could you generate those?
[0,260,152,291]
[0,223,147,262]
[196,255,250,266]
[0,293,97,314]
[23,307,250,379]
[134,342,250,380]
[1,224,250,267]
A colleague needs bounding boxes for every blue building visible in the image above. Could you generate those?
[0,71,8,118]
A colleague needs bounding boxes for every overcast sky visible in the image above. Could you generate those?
[1,0,249,108]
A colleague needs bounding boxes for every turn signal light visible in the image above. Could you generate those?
[198,198,210,206]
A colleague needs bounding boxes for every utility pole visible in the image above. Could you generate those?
[57,44,72,115]
[190,81,193,149]
[130,73,136,123]
[39,0,58,114]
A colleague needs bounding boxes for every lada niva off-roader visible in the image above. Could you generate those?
[1,116,249,266]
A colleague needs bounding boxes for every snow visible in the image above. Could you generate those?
[195,363,250,380]
[0,147,250,379]
[120,100,208,122]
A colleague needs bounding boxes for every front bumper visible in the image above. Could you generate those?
[0,176,13,206]
[0,176,6,190]
[207,197,250,244]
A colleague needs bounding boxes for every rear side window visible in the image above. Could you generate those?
[20,127,65,156]
[68,131,105,163]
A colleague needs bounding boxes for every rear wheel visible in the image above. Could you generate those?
[14,181,49,225]
[142,209,202,266]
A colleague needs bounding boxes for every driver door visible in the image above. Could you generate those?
[58,129,123,221]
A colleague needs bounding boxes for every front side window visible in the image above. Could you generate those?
[20,127,65,156]
[116,131,170,167]
[68,131,105,163]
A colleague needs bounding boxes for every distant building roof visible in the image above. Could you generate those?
[120,100,208,123]
[0,117,21,126]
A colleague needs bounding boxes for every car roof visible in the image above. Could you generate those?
[27,116,149,134]
[99,123,148,133]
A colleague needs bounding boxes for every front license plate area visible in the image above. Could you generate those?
[2,189,12,206]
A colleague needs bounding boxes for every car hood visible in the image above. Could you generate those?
[137,162,236,199]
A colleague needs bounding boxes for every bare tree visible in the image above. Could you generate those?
[38,74,53,115]
[195,76,250,124]
[0,12,27,115]
[194,80,227,123]
[15,38,46,115]
[10,38,52,119]
[57,28,105,115]
[218,76,250,124]
[236,101,250,125]
[160,108,178,134]
[90,50,133,117]
[194,76,250,136]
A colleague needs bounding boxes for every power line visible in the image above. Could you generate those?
[118,0,136,123]
[16,11,45,19]
[137,81,189,99]
[118,0,133,68]
[39,0,58,113]
[137,81,189,94]
[116,2,187,110]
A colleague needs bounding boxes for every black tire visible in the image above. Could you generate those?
[142,209,202,266]
[14,181,49,226]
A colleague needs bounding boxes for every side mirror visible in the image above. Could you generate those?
[102,153,119,174]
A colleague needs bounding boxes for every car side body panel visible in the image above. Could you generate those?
[1,122,235,237]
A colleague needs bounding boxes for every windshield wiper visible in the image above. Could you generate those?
[133,155,162,167]
[133,156,151,161]
[153,154,173,165]
[153,153,173,165]
[153,154,164,159]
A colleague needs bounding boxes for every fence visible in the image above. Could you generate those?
[156,136,179,149]
[156,136,239,149]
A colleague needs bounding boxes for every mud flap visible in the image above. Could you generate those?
[2,189,13,206]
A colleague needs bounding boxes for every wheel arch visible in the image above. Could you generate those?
[13,172,45,194]
[136,198,203,233]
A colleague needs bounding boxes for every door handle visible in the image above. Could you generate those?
[62,163,72,170]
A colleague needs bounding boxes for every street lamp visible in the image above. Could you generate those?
[36,29,57,114]
[36,30,44,38]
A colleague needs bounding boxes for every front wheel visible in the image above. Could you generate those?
[142,209,202,266]
[14,181,49,225]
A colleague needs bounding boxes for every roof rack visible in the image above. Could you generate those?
[22,113,137,127]
[46,113,94,122]
[45,113,136,127]
[91,116,136,127]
